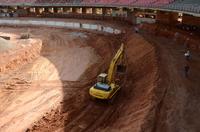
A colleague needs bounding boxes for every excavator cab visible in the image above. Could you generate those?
[97,73,108,83]
[94,73,111,92]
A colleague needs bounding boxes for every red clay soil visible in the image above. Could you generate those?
[0,26,121,132]
[139,23,200,52]
[31,27,200,132]
[28,31,124,132]
[0,38,42,73]
[27,30,160,132]
[142,31,200,132]
[1,23,200,132]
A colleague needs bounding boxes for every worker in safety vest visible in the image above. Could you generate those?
[184,50,191,61]
[184,64,190,78]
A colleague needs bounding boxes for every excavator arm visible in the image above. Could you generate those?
[107,43,124,84]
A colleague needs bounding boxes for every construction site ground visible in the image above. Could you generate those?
[0,20,199,132]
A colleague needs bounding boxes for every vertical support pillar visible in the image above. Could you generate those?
[44,7,49,13]
[92,8,96,15]
[54,7,58,13]
[102,8,106,19]
[35,7,40,15]
[82,7,86,14]
[112,8,117,20]
[72,7,76,13]
[126,8,136,24]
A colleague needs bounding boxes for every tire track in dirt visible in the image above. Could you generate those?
[61,101,117,132]
[142,33,189,132]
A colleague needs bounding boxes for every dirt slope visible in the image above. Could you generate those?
[1,23,199,132]
[27,30,159,132]
[0,27,111,132]
[143,32,200,132]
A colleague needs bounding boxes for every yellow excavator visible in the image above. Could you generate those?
[89,43,126,102]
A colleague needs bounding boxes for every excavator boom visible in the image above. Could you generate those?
[107,43,124,84]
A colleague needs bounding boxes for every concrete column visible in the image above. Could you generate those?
[35,7,40,15]
[126,9,136,24]
[26,7,31,13]
[72,7,76,13]
[82,7,86,14]
[102,8,106,16]
[112,8,117,17]
[44,7,49,13]
[54,7,58,13]
[92,8,96,15]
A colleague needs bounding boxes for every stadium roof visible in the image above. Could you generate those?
[0,0,199,16]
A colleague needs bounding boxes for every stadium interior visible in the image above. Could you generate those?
[0,0,199,132]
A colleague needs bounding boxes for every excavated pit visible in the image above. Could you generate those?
[0,26,122,132]
[0,21,199,132]
[0,24,160,132]
[0,24,159,132]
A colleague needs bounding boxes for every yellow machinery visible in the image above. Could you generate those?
[89,43,125,101]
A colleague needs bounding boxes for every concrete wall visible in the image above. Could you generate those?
[136,17,156,24]
[0,19,122,34]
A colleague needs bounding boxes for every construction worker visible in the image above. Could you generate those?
[184,64,190,78]
[184,50,190,61]
[174,32,179,43]
[134,26,139,33]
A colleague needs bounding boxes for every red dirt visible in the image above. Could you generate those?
[0,21,200,132]
[0,37,42,73]
[26,30,159,132]
[139,23,200,51]
[142,32,200,132]
[0,27,107,132]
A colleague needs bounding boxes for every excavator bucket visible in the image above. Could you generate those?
[117,65,126,73]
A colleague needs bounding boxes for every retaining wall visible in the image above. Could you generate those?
[0,19,122,34]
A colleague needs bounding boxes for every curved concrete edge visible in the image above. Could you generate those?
[0,19,122,34]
